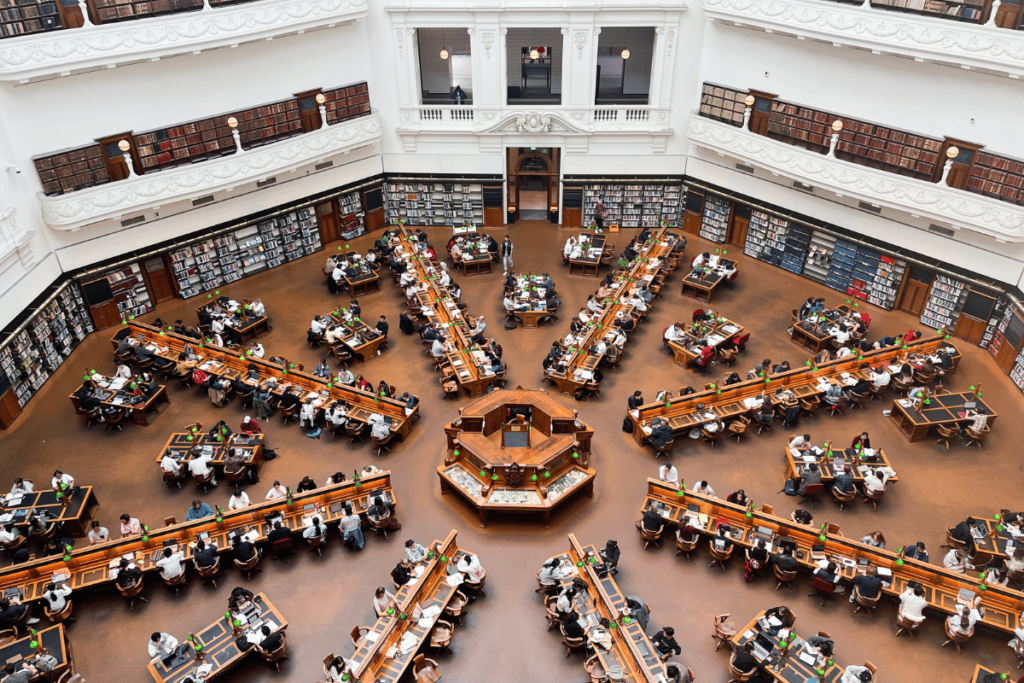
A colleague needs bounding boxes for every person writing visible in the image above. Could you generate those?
[87,521,109,545]
[658,463,679,487]
[155,547,185,579]
[651,626,682,657]
[148,632,179,664]
[373,587,395,617]
[119,514,143,538]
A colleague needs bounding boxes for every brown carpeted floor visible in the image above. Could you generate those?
[2,221,1022,682]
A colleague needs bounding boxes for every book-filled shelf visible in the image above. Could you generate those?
[967,151,1024,206]
[699,194,729,243]
[34,144,110,196]
[340,190,366,240]
[322,82,372,125]
[981,296,1010,350]
[870,0,987,23]
[91,0,204,25]
[102,263,152,318]
[384,182,484,226]
[580,183,682,228]
[920,274,966,330]
[0,281,94,411]
[0,0,60,39]
[698,83,747,127]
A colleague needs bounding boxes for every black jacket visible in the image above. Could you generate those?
[951,520,973,543]
[194,546,217,568]
[853,575,883,599]
[376,321,389,335]
[268,527,292,544]
[563,619,585,639]
[627,395,643,410]
[772,553,799,573]
[260,631,284,652]
[233,541,256,564]
[652,631,681,655]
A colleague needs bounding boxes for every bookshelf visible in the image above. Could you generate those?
[0,0,60,39]
[91,0,203,24]
[761,213,790,267]
[621,184,644,228]
[579,183,681,227]
[0,282,95,410]
[868,255,906,309]
[699,194,730,243]
[698,83,747,127]
[743,210,768,259]
[825,239,857,294]
[981,296,1010,350]
[582,184,623,226]
[1010,347,1024,392]
[233,99,303,148]
[322,82,372,125]
[384,182,484,226]
[134,116,236,173]
[920,274,966,330]
[340,190,366,240]
[780,223,811,275]
[102,263,152,318]
[804,231,837,285]
[33,144,110,197]
[967,151,1024,206]
[871,0,986,23]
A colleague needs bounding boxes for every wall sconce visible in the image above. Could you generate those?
[940,146,960,186]
[227,117,244,154]
[316,93,328,127]
[827,120,843,158]
[118,139,137,178]
[742,95,755,131]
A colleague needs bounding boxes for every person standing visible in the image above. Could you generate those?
[595,200,607,231]
[500,236,514,275]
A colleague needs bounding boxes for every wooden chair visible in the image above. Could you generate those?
[941,619,974,654]
[1,534,26,554]
[373,432,395,457]
[445,590,469,625]
[852,585,881,614]
[544,595,560,631]
[560,625,586,658]
[118,576,148,610]
[271,536,296,564]
[639,522,664,550]
[43,600,77,625]
[584,653,607,683]
[279,403,299,426]
[894,605,922,638]
[728,416,750,443]
[350,626,370,646]
[194,556,220,588]
[891,377,913,396]
[935,423,959,449]
[105,409,127,432]
[234,549,263,580]
[675,530,699,561]
[192,468,216,493]
[161,569,187,596]
[774,565,797,590]
[798,483,825,509]
[464,571,487,597]
[651,438,674,459]
[867,384,885,401]
[368,511,391,540]
[832,486,856,511]
[964,425,990,449]
[224,465,245,485]
[727,654,757,682]
[429,619,454,654]
[863,484,886,510]
[827,395,847,416]
[847,391,868,411]
[700,426,720,448]
[760,503,774,514]
[944,526,969,551]
[163,467,186,489]
[412,654,441,683]
[708,540,734,571]
[256,633,288,671]
[719,347,738,367]
[347,421,367,444]
[307,532,328,557]
[755,414,773,434]
[535,573,558,594]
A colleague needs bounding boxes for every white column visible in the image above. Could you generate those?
[467,22,502,110]
[651,23,679,110]
[392,19,420,110]
[562,21,599,117]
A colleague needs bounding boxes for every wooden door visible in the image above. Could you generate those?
[89,301,122,330]
[57,0,86,28]
[952,315,987,345]
[295,90,324,133]
[728,205,751,248]
[748,91,776,136]
[0,388,21,429]
[316,201,340,243]
[934,140,979,190]
[898,267,932,316]
[142,256,176,304]
[682,191,704,236]
[97,133,137,181]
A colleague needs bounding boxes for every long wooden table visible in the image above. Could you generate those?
[196,300,271,345]
[889,390,997,442]
[0,486,100,537]
[157,432,265,471]
[507,272,551,329]
[0,472,396,602]
[147,592,286,683]
[627,332,962,446]
[680,257,737,303]
[110,322,417,440]
[0,625,72,681]
[970,664,1010,683]
[545,227,681,397]
[68,382,170,426]
[667,316,745,367]
[346,270,382,296]
[399,227,496,397]
[540,534,668,682]
[641,479,1024,633]
[568,234,607,277]
[791,306,851,353]
[461,250,493,276]
[347,529,470,683]
[731,611,843,683]
[783,444,897,486]
[324,308,388,362]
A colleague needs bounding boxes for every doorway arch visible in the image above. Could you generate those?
[507,148,560,222]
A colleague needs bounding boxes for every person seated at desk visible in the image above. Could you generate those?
[943,548,972,573]
[640,506,665,534]
[148,632,180,664]
[823,382,844,407]
[868,366,891,388]
[255,624,285,657]
[194,540,217,569]
[712,527,734,554]
[393,559,415,586]
[731,641,761,678]
[840,665,873,683]
[861,531,886,548]
[898,541,928,564]
[188,452,217,487]
[851,566,885,603]
[265,481,287,501]
[862,468,889,495]
[302,516,326,544]
[658,463,680,487]
[727,489,749,506]
[556,586,578,615]
[664,323,684,345]
[223,450,246,481]
[763,605,796,629]
[296,476,316,493]
[119,514,143,538]
[745,540,770,581]
[9,478,33,496]
[652,627,682,657]
[210,420,231,440]
[368,413,390,440]
[789,434,811,449]
[898,584,927,624]
[114,558,142,591]
[405,539,428,563]
[538,558,570,584]
[0,597,36,629]
[562,612,586,639]
[842,374,871,398]
[771,547,800,574]
[947,603,979,636]
[826,465,854,495]
[692,480,716,497]
[648,418,673,448]
[986,566,1009,587]
[113,359,131,380]
[748,359,772,380]
[3,661,38,683]
[798,463,821,494]
[267,521,291,547]
[805,632,835,658]
[87,521,109,546]
[156,546,185,579]
[792,509,813,525]
[691,252,713,269]
[335,504,364,551]
[964,407,989,434]
[370,586,396,619]
[0,522,21,547]
[504,292,529,313]
[798,297,817,320]
[230,530,258,567]
[773,361,792,374]
[1008,546,1024,572]
[228,488,250,511]
[187,499,215,521]
[597,540,620,573]
[950,517,977,545]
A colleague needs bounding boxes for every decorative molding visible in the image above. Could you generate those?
[478,111,592,135]
[395,28,407,59]
[0,207,34,270]
[656,26,676,59]
[574,30,589,61]
[480,30,496,59]
[703,0,1024,77]
[0,0,368,82]
[687,113,1024,242]
[39,114,382,231]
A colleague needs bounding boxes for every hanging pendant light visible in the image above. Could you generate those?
[440,28,449,59]
[530,48,539,60]
[621,49,630,59]
[440,49,450,59]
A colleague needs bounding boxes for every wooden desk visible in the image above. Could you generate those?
[324,309,388,362]
[147,592,286,683]
[69,382,170,426]
[968,518,1020,566]
[680,258,736,303]
[348,530,471,683]
[0,473,396,602]
[567,234,607,277]
[641,479,1024,633]
[0,487,100,537]
[627,333,962,446]
[0,625,72,680]
[346,271,381,297]
[110,323,416,440]
[731,612,843,683]
[546,227,681,397]
[157,432,264,471]
[196,301,270,345]
[889,391,997,442]
[970,664,1008,683]
[783,445,897,486]
[668,317,745,367]
[508,273,551,329]
[461,251,493,276]
[540,535,667,683]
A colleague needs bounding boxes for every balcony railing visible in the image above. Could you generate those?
[418,107,476,123]
[39,113,382,231]
[687,112,1024,242]
[0,0,369,82]
[702,0,1024,77]
[401,105,670,133]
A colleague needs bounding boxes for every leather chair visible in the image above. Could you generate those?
[373,432,395,457]
[307,532,328,556]
[935,423,959,449]
[941,619,974,654]
[728,416,750,443]
[831,486,856,511]
[464,571,487,597]
[798,483,825,509]
[727,653,757,682]
[192,467,216,493]
[584,653,607,683]
[846,391,868,411]
[863,484,886,510]
[894,606,922,638]
[708,540,734,571]
[350,626,371,646]
[1,535,26,554]
[256,632,288,671]
[413,654,441,683]
[852,586,881,614]
[163,467,187,489]
[651,438,674,459]
[161,569,187,596]
[638,522,664,550]
[544,595,560,632]
[700,426,720,448]
[827,395,847,416]
[279,403,299,426]
[347,421,367,444]
[234,549,263,580]
[675,531,699,561]
[535,572,558,594]
[43,600,77,625]
[445,589,469,625]
[774,565,798,590]
[118,576,148,610]
[194,556,221,588]
[965,425,990,449]
[369,511,392,540]
[429,619,455,654]
[560,625,586,658]
[271,536,296,564]
[807,575,836,606]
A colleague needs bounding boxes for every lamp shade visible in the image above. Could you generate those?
[316,93,326,105]
[946,146,960,160]
[831,120,843,133]
[744,95,755,107]
[621,48,630,59]
[227,117,238,128]
[530,48,539,59]
[118,139,130,152]
[440,49,449,59]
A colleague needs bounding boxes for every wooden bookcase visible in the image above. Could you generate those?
[698,83,747,127]
[322,82,371,125]
[33,144,110,196]
[91,0,203,24]
[967,150,1024,206]
[134,116,236,172]
[0,0,60,38]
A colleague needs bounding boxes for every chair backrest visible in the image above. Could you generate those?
[272,536,293,552]
[323,653,335,673]
[351,626,365,645]
[164,516,177,526]
[774,565,798,580]
[811,577,835,594]
[816,630,831,638]
[864,662,877,675]
[802,483,825,496]
[733,333,750,345]
[412,654,426,673]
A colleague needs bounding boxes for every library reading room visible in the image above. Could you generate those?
[2,2,1024,683]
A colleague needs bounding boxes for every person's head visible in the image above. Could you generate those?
[301,476,312,484]
[803,434,810,442]
[120,558,129,569]
[54,469,62,478]
[331,656,346,670]
[232,489,243,498]
[702,252,710,260]
[400,559,411,568]
[196,540,206,551]
[314,315,321,322]
[192,500,202,510]
[151,632,162,644]
[966,516,977,525]
[119,514,131,523]
[163,547,173,558]
[274,521,282,530]
[633,390,642,398]
[743,641,754,653]
[406,539,417,549]
[663,626,675,637]
[808,463,818,472]
[91,520,100,531]
[344,503,353,516]
[504,236,509,241]
[261,625,271,638]
[698,480,708,489]
[312,516,321,527]
[843,466,852,474]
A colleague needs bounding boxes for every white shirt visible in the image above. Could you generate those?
[457,555,485,580]
[693,484,716,497]
[439,272,451,286]
[43,586,72,611]
[303,523,326,539]
[10,481,33,496]
[156,552,185,578]
[265,485,288,501]
[836,347,852,358]
[88,526,109,545]
[251,302,265,317]
[564,240,575,256]
[834,328,850,344]
[52,473,74,490]
[587,299,602,313]
[160,455,181,473]
[943,548,967,573]
[570,246,583,259]
[116,365,131,379]
[228,492,250,511]
[327,407,347,425]
[373,591,395,617]
[311,319,326,334]
[431,339,447,358]
[659,465,679,487]
[840,666,870,683]
[898,588,927,622]
[332,266,346,281]
[211,318,225,334]
[665,327,683,342]
[789,436,809,448]
[148,633,179,660]
[862,471,886,493]
[189,455,213,477]
[369,413,390,440]
[578,311,590,324]
[692,255,707,269]
[251,343,265,359]
[871,371,891,388]
[300,403,315,420]
[0,528,19,543]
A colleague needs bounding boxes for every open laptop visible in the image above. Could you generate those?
[752,633,776,661]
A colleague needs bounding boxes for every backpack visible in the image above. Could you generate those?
[784,479,799,496]
[306,427,322,439]
[622,417,634,433]
[245,468,260,486]
[505,320,516,330]
[573,388,586,401]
